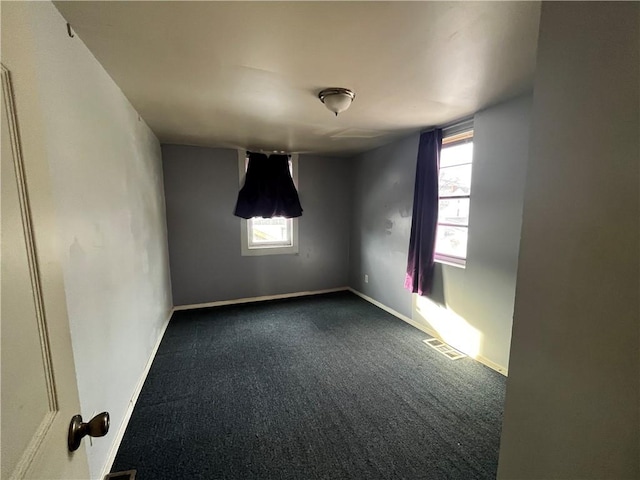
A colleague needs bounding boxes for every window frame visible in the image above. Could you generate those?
[237,149,299,256]
[434,128,474,268]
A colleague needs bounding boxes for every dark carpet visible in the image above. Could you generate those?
[111,291,506,480]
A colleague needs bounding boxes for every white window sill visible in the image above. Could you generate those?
[241,245,299,256]
[434,255,466,269]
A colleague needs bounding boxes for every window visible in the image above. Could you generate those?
[238,150,299,256]
[434,128,474,267]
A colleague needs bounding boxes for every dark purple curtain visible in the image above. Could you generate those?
[404,129,442,296]
[234,152,303,219]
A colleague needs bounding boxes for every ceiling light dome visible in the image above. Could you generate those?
[318,88,355,116]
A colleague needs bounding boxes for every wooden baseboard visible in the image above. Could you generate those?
[99,308,173,479]
[173,287,349,311]
[348,288,508,376]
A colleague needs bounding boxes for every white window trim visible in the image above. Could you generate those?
[434,253,466,269]
[237,149,299,256]
[434,126,473,269]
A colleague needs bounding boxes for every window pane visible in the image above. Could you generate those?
[249,217,292,246]
[439,164,472,197]
[440,142,473,168]
[435,225,468,259]
[438,198,470,226]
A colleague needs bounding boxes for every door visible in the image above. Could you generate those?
[1,66,90,479]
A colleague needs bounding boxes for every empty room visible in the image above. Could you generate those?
[1,1,638,480]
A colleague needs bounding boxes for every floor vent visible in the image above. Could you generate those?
[423,338,467,360]
[104,470,137,480]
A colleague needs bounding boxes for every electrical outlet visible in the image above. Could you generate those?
[364,274,369,283]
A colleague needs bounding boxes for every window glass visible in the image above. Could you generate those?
[249,217,292,247]
[435,129,473,267]
[440,142,473,168]
[435,225,469,259]
[438,198,470,226]
[439,164,472,198]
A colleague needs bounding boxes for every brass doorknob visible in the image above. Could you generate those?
[68,412,110,451]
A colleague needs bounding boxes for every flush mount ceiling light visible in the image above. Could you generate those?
[318,88,355,116]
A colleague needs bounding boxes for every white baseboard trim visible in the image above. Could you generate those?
[173,287,349,311]
[348,288,508,376]
[475,354,508,376]
[99,308,174,480]
[100,286,350,477]
[99,287,349,476]
[348,287,420,329]
[99,285,506,478]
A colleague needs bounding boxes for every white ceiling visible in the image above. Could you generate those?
[54,1,541,156]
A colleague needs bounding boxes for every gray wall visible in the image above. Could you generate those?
[163,145,351,305]
[348,133,421,318]
[498,2,639,478]
[414,95,532,371]
[349,94,532,372]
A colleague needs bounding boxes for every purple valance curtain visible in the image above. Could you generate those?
[234,152,303,219]
[404,129,442,296]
